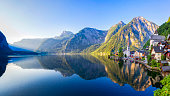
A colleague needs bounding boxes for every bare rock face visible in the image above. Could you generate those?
[94,16,159,54]
[65,27,108,53]
[0,31,12,55]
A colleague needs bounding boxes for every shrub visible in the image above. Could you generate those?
[154,75,170,96]
[161,54,166,60]
[151,59,157,67]
[147,54,151,64]
[142,57,145,61]
[124,54,127,57]
[118,47,123,57]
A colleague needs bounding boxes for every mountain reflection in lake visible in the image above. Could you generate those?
[0,55,162,96]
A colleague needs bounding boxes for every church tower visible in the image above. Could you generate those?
[127,39,130,57]
[127,39,130,51]
[123,37,131,57]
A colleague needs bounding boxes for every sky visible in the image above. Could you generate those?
[0,0,170,43]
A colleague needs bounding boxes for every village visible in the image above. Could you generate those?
[110,32,170,74]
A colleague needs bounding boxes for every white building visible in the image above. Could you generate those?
[149,31,165,50]
[123,40,130,57]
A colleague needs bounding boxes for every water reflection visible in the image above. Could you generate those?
[92,55,162,91]
[1,55,163,92]
[0,56,8,77]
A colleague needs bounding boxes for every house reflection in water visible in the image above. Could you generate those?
[92,55,163,91]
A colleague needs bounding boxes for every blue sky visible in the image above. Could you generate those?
[0,0,170,43]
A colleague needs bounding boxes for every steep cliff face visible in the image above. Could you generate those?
[0,31,12,55]
[93,16,158,54]
[65,27,107,53]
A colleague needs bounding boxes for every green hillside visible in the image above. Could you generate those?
[157,17,170,38]
[105,21,125,43]
[167,17,170,23]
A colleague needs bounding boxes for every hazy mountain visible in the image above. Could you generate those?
[9,45,30,51]
[12,38,47,51]
[65,27,107,53]
[93,16,158,54]
[37,31,74,52]
[0,31,12,55]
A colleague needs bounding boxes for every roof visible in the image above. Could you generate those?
[161,60,168,64]
[145,52,149,56]
[130,51,135,54]
[162,66,170,72]
[152,46,164,53]
[150,35,165,40]
[138,50,145,54]
[153,40,163,42]
[159,41,166,44]
[154,30,158,34]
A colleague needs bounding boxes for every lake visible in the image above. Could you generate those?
[0,55,162,96]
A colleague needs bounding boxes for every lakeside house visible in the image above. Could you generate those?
[134,50,147,58]
[149,33,170,66]
[151,46,164,60]
[149,32,165,50]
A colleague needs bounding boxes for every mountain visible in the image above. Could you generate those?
[105,21,126,43]
[93,16,158,55]
[55,31,74,39]
[12,38,47,51]
[167,17,170,23]
[0,31,12,55]
[157,17,170,38]
[9,45,31,51]
[81,44,101,53]
[82,22,125,53]
[37,31,74,52]
[65,27,107,53]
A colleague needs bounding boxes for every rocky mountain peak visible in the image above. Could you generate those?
[81,27,97,32]
[133,16,145,21]
[130,16,158,35]
[118,21,125,25]
[131,16,150,24]
[60,31,74,37]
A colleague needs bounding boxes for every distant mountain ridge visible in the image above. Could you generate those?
[12,38,47,51]
[65,27,108,53]
[11,16,159,54]
[93,16,158,54]
[37,31,74,53]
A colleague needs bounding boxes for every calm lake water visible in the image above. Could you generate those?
[0,55,162,96]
